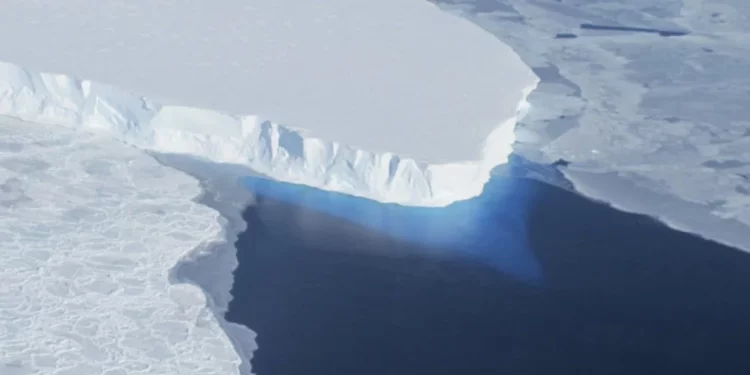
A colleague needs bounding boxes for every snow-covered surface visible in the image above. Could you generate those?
[2,2,748,374]
[0,0,538,207]
[0,118,244,375]
[436,0,750,249]
[155,153,262,375]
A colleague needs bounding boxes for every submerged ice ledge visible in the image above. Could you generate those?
[0,60,537,206]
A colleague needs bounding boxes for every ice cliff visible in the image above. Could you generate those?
[0,0,539,206]
[0,61,536,206]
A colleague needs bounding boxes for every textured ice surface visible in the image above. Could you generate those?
[154,153,261,375]
[0,0,538,206]
[0,118,243,375]
[435,0,750,250]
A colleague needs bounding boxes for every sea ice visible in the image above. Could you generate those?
[0,118,244,374]
[436,0,750,250]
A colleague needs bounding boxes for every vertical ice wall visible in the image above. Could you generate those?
[0,0,538,206]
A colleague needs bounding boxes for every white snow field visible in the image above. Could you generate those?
[0,118,247,374]
[435,0,750,250]
[0,0,538,207]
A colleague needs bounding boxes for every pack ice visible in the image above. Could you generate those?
[0,0,537,206]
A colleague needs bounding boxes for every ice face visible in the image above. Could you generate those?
[0,0,538,207]
[0,59,536,207]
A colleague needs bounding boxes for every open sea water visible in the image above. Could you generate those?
[225,176,750,375]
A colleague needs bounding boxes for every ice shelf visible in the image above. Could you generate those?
[0,0,538,206]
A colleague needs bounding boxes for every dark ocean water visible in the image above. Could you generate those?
[225,176,750,375]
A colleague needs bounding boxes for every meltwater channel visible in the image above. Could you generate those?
[225,174,750,375]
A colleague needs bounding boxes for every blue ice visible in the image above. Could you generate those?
[241,175,543,283]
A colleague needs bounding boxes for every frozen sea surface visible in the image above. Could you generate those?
[4,1,750,373]
[2,0,747,248]
[0,118,244,375]
[433,0,750,250]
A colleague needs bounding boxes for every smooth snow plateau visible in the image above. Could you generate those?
[0,0,537,206]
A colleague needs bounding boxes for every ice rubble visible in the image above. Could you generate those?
[0,0,538,206]
[0,118,244,374]
[434,0,750,250]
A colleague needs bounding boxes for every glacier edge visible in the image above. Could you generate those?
[0,60,538,206]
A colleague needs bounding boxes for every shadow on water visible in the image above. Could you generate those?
[226,176,750,375]
[240,174,544,283]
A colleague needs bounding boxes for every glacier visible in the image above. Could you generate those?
[0,1,539,374]
[4,0,749,374]
[0,60,536,206]
[0,0,538,206]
